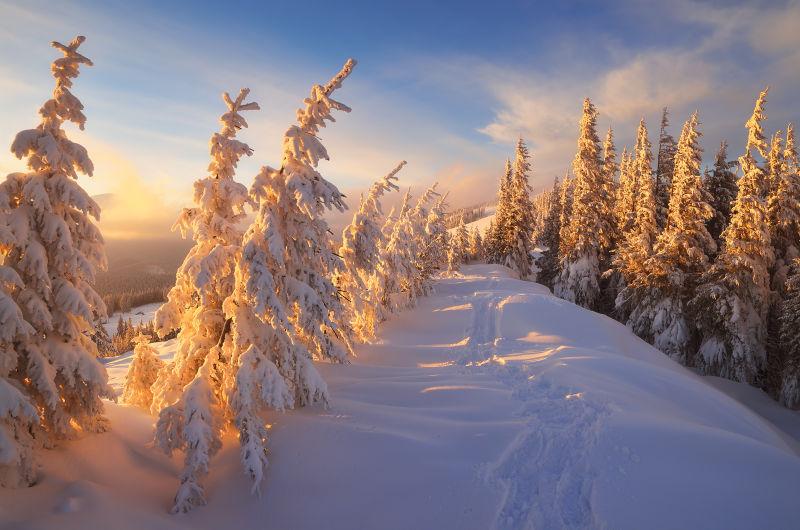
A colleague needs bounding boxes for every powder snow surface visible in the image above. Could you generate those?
[3,264,799,529]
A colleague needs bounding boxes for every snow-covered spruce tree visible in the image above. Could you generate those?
[690,88,774,384]
[504,138,536,279]
[148,88,259,512]
[600,127,619,258]
[615,147,637,236]
[555,99,613,308]
[655,107,677,229]
[779,259,800,408]
[338,161,404,342]
[216,60,360,510]
[614,119,658,320]
[408,185,442,293]
[557,172,574,261]
[626,112,715,364]
[767,124,800,293]
[452,214,469,265]
[0,36,111,488]
[121,335,164,409]
[536,176,561,289]
[467,226,484,262]
[704,140,739,247]
[420,191,449,274]
[486,159,513,264]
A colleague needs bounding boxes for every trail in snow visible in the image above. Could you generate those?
[3,265,800,530]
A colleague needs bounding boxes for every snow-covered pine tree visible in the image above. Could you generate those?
[420,192,449,274]
[626,112,715,364]
[148,87,259,512]
[779,259,800,408]
[557,172,574,262]
[655,107,677,228]
[690,88,774,384]
[503,138,536,279]
[214,60,359,509]
[767,124,800,293]
[0,36,111,488]
[467,226,484,262]
[704,140,739,247]
[536,176,562,289]
[600,127,619,261]
[555,99,613,308]
[614,119,658,319]
[408,185,442,293]
[121,335,165,409]
[339,161,404,342]
[487,159,513,264]
[452,214,469,265]
[615,147,637,236]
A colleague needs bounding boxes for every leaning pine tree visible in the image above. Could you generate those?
[0,36,111,488]
[627,112,716,364]
[555,99,613,308]
[690,88,774,384]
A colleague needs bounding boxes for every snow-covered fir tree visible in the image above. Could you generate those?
[467,226,484,262]
[600,127,619,260]
[557,173,574,261]
[704,140,739,247]
[690,88,774,384]
[614,119,658,319]
[767,124,800,293]
[655,107,677,228]
[215,60,359,510]
[451,214,469,265]
[779,259,800,409]
[496,138,536,279]
[148,87,260,512]
[615,147,637,236]
[626,112,715,364]
[408,185,442,293]
[486,159,513,264]
[420,192,449,274]
[375,189,419,313]
[536,176,561,289]
[555,99,614,308]
[121,335,165,409]
[0,36,111,488]
[338,161,403,342]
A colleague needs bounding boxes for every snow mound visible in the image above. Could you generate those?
[3,265,799,529]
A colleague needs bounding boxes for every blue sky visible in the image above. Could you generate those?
[1,0,799,238]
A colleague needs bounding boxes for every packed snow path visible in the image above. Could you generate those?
[3,265,800,530]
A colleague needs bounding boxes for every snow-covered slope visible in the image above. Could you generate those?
[4,265,800,529]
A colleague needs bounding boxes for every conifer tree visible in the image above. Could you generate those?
[600,127,619,261]
[614,119,658,319]
[615,147,637,236]
[704,141,739,247]
[537,177,562,289]
[555,99,613,308]
[767,124,800,292]
[213,60,358,510]
[468,226,484,262]
[122,335,165,409]
[420,192,449,274]
[487,160,513,264]
[557,173,574,261]
[339,162,403,342]
[626,112,715,364]
[0,36,111,488]
[505,138,535,279]
[655,107,677,228]
[779,259,800,409]
[691,88,774,384]
[149,87,259,512]
[452,214,469,264]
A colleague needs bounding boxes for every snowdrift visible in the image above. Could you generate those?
[2,264,799,529]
